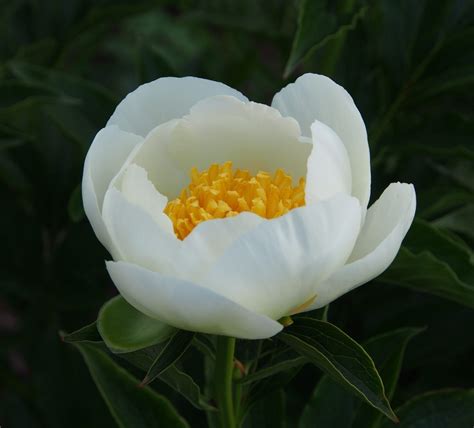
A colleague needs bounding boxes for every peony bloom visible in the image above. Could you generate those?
[82,74,416,339]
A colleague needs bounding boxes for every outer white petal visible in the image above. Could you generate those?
[272,73,370,209]
[168,96,312,180]
[201,195,361,320]
[106,261,283,339]
[308,183,416,310]
[102,185,264,280]
[181,213,264,280]
[82,125,143,253]
[107,77,248,137]
[120,163,174,235]
[102,187,181,275]
[305,119,352,204]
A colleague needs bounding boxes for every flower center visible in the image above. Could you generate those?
[164,161,306,239]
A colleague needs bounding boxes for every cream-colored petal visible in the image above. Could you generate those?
[307,183,416,310]
[102,185,264,282]
[201,195,361,320]
[272,73,370,209]
[168,96,312,181]
[82,125,143,253]
[107,77,248,137]
[126,120,188,199]
[120,163,174,236]
[102,187,181,274]
[181,212,264,280]
[106,261,283,339]
[305,119,352,204]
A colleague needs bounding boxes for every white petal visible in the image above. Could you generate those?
[82,125,143,253]
[107,77,248,137]
[102,187,181,275]
[106,261,283,339]
[126,119,188,199]
[102,185,264,281]
[201,195,361,320]
[168,96,312,181]
[308,183,416,309]
[120,163,174,235]
[272,74,370,209]
[181,212,264,280]
[305,119,352,204]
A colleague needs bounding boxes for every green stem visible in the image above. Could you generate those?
[215,336,236,428]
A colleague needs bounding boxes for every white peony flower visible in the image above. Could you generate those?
[82,74,416,339]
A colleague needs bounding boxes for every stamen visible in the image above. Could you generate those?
[164,161,306,239]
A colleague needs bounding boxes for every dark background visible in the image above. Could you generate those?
[1,1,473,427]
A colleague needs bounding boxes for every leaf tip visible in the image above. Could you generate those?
[139,376,149,388]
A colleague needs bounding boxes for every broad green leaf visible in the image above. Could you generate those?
[298,327,422,428]
[284,0,367,77]
[98,296,176,353]
[434,204,474,240]
[159,366,216,412]
[279,317,397,422]
[245,389,286,428]
[141,330,195,386]
[379,389,474,428]
[74,342,189,428]
[61,322,101,343]
[244,364,302,418]
[6,61,116,126]
[120,344,216,411]
[380,220,474,308]
[66,327,214,412]
[352,328,424,428]
[238,357,306,386]
[192,334,216,359]
[299,375,355,428]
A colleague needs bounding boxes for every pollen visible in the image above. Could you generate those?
[164,161,306,240]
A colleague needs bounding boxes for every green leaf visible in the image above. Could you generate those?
[299,375,355,428]
[65,328,214,412]
[159,366,216,412]
[379,389,474,428]
[279,317,397,422]
[141,330,195,386]
[379,220,474,308]
[352,328,424,428]
[124,347,215,411]
[74,342,189,428]
[98,296,176,353]
[284,0,367,77]
[434,204,474,240]
[298,327,422,428]
[61,322,102,343]
[246,389,286,428]
[238,357,306,386]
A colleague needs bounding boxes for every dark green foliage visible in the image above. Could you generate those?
[1,1,473,427]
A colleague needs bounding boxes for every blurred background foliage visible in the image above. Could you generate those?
[1,0,473,427]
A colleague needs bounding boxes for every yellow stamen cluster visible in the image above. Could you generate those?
[164,161,306,240]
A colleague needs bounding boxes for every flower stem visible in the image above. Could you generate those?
[215,336,236,428]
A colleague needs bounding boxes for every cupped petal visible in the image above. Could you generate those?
[102,184,265,280]
[168,96,312,181]
[82,125,143,253]
[307,183,416,310]
[272,74,370,209]
[107,77,248,137]
[305,119,352,204]
[120,163,174,235]
[106,261,283,339]
[200,195,361,320]
[102,187,181,274]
